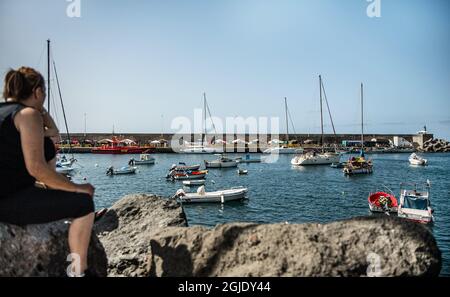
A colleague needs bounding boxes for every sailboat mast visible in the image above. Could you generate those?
[47,39,51,113]
[203,92,207,146]
[320,75,324,149]
[361,83,364,150]
[284,97,289,144]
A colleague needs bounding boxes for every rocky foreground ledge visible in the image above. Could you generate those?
[0,194,442,277]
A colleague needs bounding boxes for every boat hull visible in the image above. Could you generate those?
[178,188,248,203]
[291,153,340,166]
[368,192,398,213]
[263,148,303,154]
[182,180,206,186]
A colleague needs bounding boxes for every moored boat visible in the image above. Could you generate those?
[92,137,146,154]
[171,163,201,171]
[343,154,373,175]
[368,192,398,213]
[205,155,239,168]
[409,153,428,166]
[129,154,155,165]
[182,179,206,186]
[291,151,340,166]
[106,166,137,176]
[168,170,208,180]
[397,181,434,224]
[173,186,248,203]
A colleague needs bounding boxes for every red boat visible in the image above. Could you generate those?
[91,137,147,154]
[368,192,398,213]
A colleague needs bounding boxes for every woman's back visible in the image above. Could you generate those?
[0,102,36,196]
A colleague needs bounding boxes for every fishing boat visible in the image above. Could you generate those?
[56,163,75,175]
[92,136,146,154]
[171,163,201,171]
[173,186,248,203]
[205,154,239,168]
[129,154,155,165]
[168,170,208,180]
[182,179,206,186]
[368,192,398,213]
[264,98,302,155]
[409,153,428,166]
[291,76,340,166]
[106,166,137,176]
[397,181,434,224]
[343,83,373,176]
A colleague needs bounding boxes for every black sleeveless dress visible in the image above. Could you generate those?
[0,102,94,225]
[0,102,56,197]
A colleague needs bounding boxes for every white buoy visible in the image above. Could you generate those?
[95,164,99,167]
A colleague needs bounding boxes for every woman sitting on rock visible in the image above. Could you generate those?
[0,67,95,277]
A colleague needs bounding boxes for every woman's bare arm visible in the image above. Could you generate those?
[15,108,91,194]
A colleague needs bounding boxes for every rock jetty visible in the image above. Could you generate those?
[0,194,442,277]
[419,138,450,153]
[0,220,107,277]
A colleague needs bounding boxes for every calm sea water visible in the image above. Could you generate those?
[70,152,450,276]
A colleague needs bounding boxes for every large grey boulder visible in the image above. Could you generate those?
[0,220,107,277]
[95,194,188,276]
[146,216,441,277]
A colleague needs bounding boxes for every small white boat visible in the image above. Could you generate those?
[263,147,303,154]
[291,151,340,166]
[237,169,248,175]
[129,154,155,165]
[182,179,206,186]
[56,165,75,175]
[106,166,137,176]
[409,153,428,166]
[205,155,239,168]
[397,181,434,224]
[173,186,248,203]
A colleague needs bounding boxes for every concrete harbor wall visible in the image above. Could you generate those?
[62,132,434,148]
[59,132,436,153]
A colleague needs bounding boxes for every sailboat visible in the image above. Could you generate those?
[343,83,373,175]
[45,40,76,175]
[263,97,303,154]
[291,76,340,166]
[181,93,222,154]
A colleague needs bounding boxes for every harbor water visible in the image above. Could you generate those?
[70,153,450,276]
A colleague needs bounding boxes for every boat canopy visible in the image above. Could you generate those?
[404,196,428,210]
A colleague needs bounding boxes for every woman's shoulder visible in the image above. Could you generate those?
[16,106,41,118]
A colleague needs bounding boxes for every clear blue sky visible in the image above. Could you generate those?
[1,0,449,138]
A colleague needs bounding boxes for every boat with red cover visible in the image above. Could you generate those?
[368,192,398,213]
[91,137,147,154]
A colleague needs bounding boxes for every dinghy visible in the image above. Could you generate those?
[173,186,248,204]
[168,170,208,180]
[237,169,248,175]
[170,163,201,171]
[182,180,206,186]
[409,153,427,166]
[368,192,398,213]
[56,164,75,175]
[106,166,136,176]
[129,154,155,165]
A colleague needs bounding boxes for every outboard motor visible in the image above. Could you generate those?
[106,166,114,176]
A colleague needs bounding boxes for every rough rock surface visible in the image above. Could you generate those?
[145,217,441,277]
[419,138,450,153]
[0,220,107,277]
[95,194,188,276]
